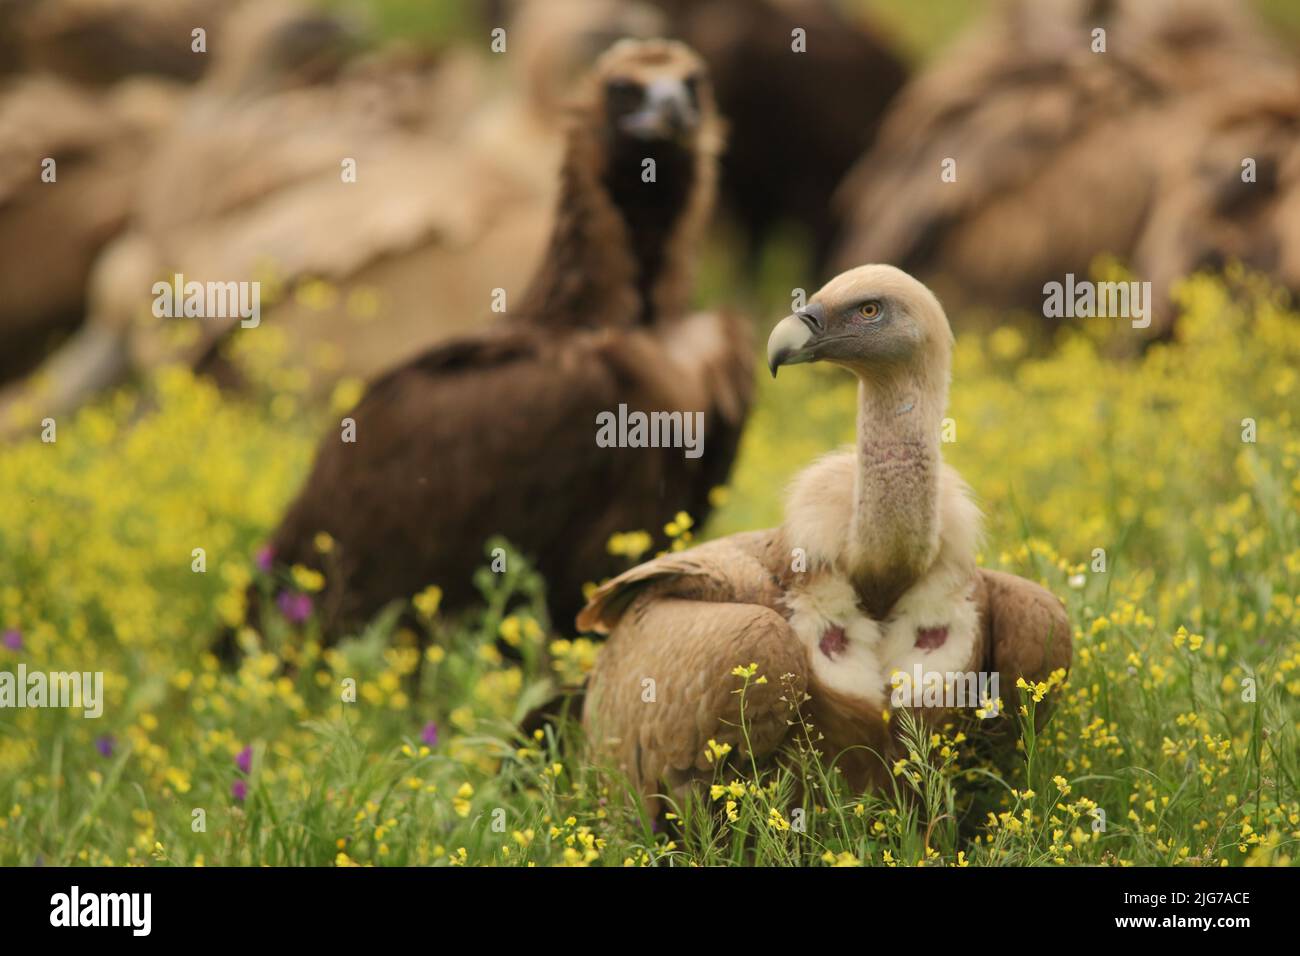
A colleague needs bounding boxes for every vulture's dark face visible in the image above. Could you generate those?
[593,39,713,146]
[767,265,953,379]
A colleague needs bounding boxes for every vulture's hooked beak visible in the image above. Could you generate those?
[620,78,699,141]
[766,304,824,377]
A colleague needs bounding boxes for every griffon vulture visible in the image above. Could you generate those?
[258,39,753,638]
[577,265,1071,809]
[830,0,1286,319]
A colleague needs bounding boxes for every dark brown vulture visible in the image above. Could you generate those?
[258,39,754,638]
[650,0,908,270]
[830,0,1287,318]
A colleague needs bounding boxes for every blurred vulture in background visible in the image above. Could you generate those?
[0,0,216,85]
[831,0,1289,327]
[0,1,365,422]
[0,0,221,384]
[649,0,908,269]
[1134,72,1300,326]
[0,0,667,436]
[0,76,181,383]
[257,40,753,640]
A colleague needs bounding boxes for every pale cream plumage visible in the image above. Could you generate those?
[578,265,1072,811]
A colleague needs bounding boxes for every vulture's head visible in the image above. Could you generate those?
[587,38,718,150]
[767,265,953,385]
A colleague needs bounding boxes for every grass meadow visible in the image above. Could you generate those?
[0,264,1297,867]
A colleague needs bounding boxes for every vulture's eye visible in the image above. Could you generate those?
[605,78,643,113]
[859,301,882,321]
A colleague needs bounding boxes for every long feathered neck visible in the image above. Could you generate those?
[845,361,947,619]
[517,120,716,329]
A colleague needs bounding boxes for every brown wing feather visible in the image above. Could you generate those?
[979,568,1072,726]
[585,595,806,811]
[579,530,803,808]
[577,529,783,633]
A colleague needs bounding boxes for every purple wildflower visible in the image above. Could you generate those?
[236,745,253,775]
[276,590,313,624]
[231,779,248,802]
[255,545,275,573]
[95,735,115,758]
[2,629,21,651]
[420,721,439,747]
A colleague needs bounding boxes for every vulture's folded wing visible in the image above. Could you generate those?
[978,568,1072,724]
[585,596,806,809]
[579,532,806,808]
[576,529,783,633]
